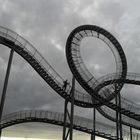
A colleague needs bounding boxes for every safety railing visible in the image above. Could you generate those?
[0,26,93,104]
[1,110,140,139]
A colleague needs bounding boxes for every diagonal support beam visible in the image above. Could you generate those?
[0,49,14,139]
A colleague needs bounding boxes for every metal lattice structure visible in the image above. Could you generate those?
[0,25,140,139]
[1,110,140,140]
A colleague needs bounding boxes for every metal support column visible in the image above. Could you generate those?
[118,93,123,140]
[115,84,119,140]
[91,107,96,140]
[69,77,75,140]
[62,76,75,140]
[116,95,119,140]
[63,100,68,140]
[115,90,123,140]
[0,49,14,138]
[130,127,132,140]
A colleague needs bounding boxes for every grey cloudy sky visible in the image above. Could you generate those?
[0,0,140,139]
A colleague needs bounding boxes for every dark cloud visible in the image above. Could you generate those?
[0,0,140,138]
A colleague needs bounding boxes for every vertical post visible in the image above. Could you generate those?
[69,76,75,140]
[116,96,119,139]
[115,85,119,140]
[130,127,132,140]
[0,49,14,138]
[62,76,75,140]
[118,93,123,140]
[63,100,68,140]
[91,107,96,140]
[137,133,138,140]
[91,135,94,140]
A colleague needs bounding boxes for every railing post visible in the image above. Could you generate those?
[0,49,14,139]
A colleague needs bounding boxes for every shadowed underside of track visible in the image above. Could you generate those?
[1,110,117,140]
[1,110,140,139]
[97,74,140,130]
[0,26,140,132]
[0,30,93,108]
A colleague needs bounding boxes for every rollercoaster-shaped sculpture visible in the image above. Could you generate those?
[0,25,140,139]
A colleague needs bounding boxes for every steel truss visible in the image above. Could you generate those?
[1,110,140,139]
[0,25,140,140]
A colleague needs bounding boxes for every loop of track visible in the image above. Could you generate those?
[65,25,140,127]
[66,25,127,105]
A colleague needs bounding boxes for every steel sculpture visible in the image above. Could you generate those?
[0,25,140,140]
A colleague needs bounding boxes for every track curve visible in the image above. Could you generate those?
[1,110,140,140]
[0,25,140,133]
[65,25,140,122]
[97,72,140,130]
[0,25,93,108]
[66,24,127,105]
[1,110,116,139]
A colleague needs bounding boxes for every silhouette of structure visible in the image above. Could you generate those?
[1,110,140,140]
[0,25,140,140]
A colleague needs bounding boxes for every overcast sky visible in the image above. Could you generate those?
[0,0,140,139]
